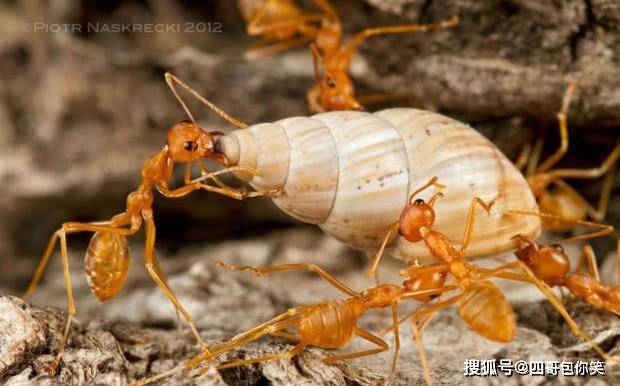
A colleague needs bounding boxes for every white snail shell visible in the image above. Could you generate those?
[217,108,540,261]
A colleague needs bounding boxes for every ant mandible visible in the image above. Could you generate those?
[133,261,441,386]
[22,72,277,373]
[368,177,618,384]
[516,80,620,233]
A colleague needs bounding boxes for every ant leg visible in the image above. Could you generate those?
[388,304,401,380]
[460,196,497,254]
[411,318,433,386]
[345,17,458,57]
[368,221,400,279]
[141,210,209,353]
[245,2,323,37]
[514,142,532,171]
[48,227,74,374]
[41,219,137,374]
[575,245,600,281]
[535,80,577,174]
[544,142,620,181]
[245,35,315,60]
[217,342,307,370]
[134,312,301,386]
[190,165,259,183]
[526,137,545,177]
[270,331,301,341]
[216,261,359,297]
[197,161,225,188]
[508,210,613,243]
[164,72,248,129]
[381,284,461,334]
[312,0,339,23]
[323,327,389,363]
[23,217,132,298]
[398,294,464,385]
[482,261,620,364]
[160,180,247,200]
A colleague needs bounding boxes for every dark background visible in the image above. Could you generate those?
[1,0,619,292]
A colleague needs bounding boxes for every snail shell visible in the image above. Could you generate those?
[216,108,540,261]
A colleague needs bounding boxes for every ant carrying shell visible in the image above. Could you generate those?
[22,72,279,374]
[132,262,441,386]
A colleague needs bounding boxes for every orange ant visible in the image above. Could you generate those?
[516,80,620,233]
[237,1,458,111]
[236,0,330,60]
[22,72,278,373]
[133,261,443,386]
[367,177,618,385]
[514,235,620,314]
[307,10,458,112]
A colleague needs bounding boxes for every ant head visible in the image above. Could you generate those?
[399,197,437,242]
[319,73,362,111]
[514,236,570,284]
[166,121,219,163]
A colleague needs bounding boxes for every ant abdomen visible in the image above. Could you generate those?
[84,232,131,302]
[460,281,515,343]
[298,300,358,348]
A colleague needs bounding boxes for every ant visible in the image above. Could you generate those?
[133,261,443,386]
[237,1,458,112]
[367,177,618,385]
[237,0,331,60]
[22,72,278,373]
[516,80,620,234]
[514,235,620,314]
[306,11,458,112]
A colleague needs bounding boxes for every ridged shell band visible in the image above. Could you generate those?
[224,108,540,260]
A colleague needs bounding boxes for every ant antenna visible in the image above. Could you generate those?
[314,0,340,24]
[408,176,446,203]
[428,192,444,207]
[164,72,248,129]
[310,43,341,91]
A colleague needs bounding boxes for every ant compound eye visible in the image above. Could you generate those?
[326,77,336,88]
[413,199,425,205]
[183,141,198,152]
[551,244,565,253]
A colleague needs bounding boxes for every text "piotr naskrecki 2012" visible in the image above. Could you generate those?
[27,22,223,33]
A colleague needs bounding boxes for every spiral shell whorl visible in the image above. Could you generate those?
[218,108,540,260]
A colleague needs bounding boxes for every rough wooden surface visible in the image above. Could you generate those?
[1,229,620,385]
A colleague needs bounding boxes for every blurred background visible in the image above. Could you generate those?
[0,0,619,295]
